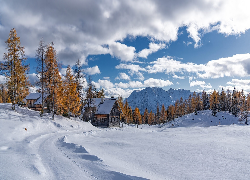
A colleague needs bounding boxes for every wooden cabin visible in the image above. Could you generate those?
[25,93,48,111]
[90,98,120,127]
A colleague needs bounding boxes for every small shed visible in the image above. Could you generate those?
[92,98,120,127]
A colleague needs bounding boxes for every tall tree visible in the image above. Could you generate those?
[231,88,240,117]
[36,39,46,114]
[74,59,85,112]
[62,66,81,117]
[148,110,154,125]
[143,108,149,124]
[44,44,62,117]
[209,90,219,116]
[2,28,29,109]
[133,107,142,125]
[219,88,227,111]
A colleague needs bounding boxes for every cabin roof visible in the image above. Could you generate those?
[34,94,49,105]
[95,98,116,115]
[25,93,41,100]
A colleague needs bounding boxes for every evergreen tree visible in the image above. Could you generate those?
[239,91,248,124]
[226,89,232,112]
[231,88,240,117]
[74,59,85,113]
[2,28,29,109]
[36,39,46,114]
[143,108,149,124]
[202,90,209,110]
[219,88,227,111]
[155,105,160,124]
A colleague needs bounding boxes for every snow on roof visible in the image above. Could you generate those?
[26,93,41,100]
[95,98,116,114]
[34,94,49,105]
[84,98,109,108]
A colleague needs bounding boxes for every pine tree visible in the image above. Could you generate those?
[36,39,46,114]
[202,90,209,110]
[239,91,248,124]
[209,90,219,116]
[219,88,227,111]
[44,44,62,117]
[226,89,232,112]
[2,28,29,109]
[73,59,85,114]
[231,88,240,117]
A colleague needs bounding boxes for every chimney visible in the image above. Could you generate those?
[101,97,104,103]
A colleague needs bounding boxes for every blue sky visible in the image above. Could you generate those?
[1,0,250,97]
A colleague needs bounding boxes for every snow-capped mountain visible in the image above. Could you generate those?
[126,87,192,113]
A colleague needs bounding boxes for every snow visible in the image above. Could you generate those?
[126,87,192,113]
[96,99,116,114]
[25,93,41,100]
[1,103,250,180]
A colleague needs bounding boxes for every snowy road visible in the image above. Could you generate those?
[0,104,147,180]
[1,104,250,180]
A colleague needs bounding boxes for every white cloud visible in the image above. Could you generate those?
[190,80,212,89]
[109,42,135,62]
[147,54,250,79]
[115,63,146,74]
[115,73,130,80]
[223,79,250,93]
[1,0,250,64]
[144,78,173,87]
[92,79,114,89]
[115,78,172,89]
[138,43,166,58]
[190,80,205,87]
[0,75,7,84]
[173,74,185,79]
[28,73,38,85]
[85,66,101,75]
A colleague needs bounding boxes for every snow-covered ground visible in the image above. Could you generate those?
[1,104,250,180]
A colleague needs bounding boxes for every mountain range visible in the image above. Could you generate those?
[126,87,192,113]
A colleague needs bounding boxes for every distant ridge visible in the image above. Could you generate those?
[126,87,192,113]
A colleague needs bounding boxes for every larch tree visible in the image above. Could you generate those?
[148,110,154,125]
[159,104,167,123]
[62,66,81,117]
[2,28,29,110]
[44,44,62,117]
[133,107,142,125]
[209,90,219,116]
